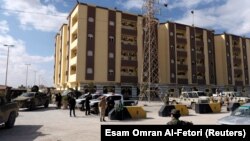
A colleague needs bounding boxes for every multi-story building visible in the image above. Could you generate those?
[158,22,217,95]
[215,33,250,93]
[54,3,143,97]
[54,3,250,97]
[54,24,69,89]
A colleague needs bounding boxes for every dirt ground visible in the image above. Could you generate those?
[0,101,230,141]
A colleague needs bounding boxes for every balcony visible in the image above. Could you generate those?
[121,60,137,66]
[197,79,206,84]
[121,28,137,36]
[70,56,77,66]
[121,43,137,51]
[177,78,188,84]
[197,66,205,73]
[177,64,188,71]
[196,52,204,59]
[233,57,242,65]
[196,40,204,46]
[71,22,78,34]
[69,74,76,82]
[235,81,243,86]
[176,37,187,44]
[233,47,241,53]
[177,50,187,58]
[121,76,138,83]
[234,69,242,75]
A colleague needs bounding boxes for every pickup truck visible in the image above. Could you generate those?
[89,93,138,114]
[13,92,50,110]
[0,95,19,128]
[213,91,250,103]
[169,91,210,109]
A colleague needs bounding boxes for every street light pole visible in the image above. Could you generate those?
[3,44,14,86]
[34,70,37,85]
[25,64,31,88]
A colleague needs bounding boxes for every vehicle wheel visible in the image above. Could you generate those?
[5,112,16,129]
[44,100,49,108]
[191,103,196,110]
[29,103,35,111]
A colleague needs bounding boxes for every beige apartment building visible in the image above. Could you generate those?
[215,34,250,92]
[158,22,217,95]
[54,3,250,97]
[54,3,143,97]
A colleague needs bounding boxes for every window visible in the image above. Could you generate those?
[108,69,114,75]
[87,68,93,74]
[87,50,93,56]
[226,42,229,46]
[109,21,115,26]
[88,34,93,39]
[170,32,174,36]
[208,39,211,43]
[171,59,174,64]
[109,53,114,58]
[171,73,175,78]
[109,36,114,42]
[88,17,94,22]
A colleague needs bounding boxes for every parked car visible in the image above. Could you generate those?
[0,94,19,128]
[13,92,50,110]
[89,93,138,114]
[76,92,102,111]
[217,103,250,125]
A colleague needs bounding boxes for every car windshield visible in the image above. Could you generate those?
[187,93,198,98]
[21,93,35,97]
[197,92,206,96]
[231,106,250,117]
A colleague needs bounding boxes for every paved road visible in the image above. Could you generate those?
[0,102,230,141]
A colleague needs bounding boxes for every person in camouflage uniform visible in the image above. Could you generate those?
[167,109,193,125]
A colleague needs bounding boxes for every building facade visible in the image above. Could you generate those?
[215,34,250,93]
[54,3,143,97]
[54,3,250,97]
[158,22,217,95]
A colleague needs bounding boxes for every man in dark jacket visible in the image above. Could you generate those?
[85,93,91,115]
[68,96,76,117]
[167,109,193,125]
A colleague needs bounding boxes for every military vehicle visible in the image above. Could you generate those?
[13,92,50,110]
[0,94,19,128]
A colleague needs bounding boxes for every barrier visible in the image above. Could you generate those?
[158,104,189,117]
[125,106,147,119]
[175,104,189,116]
[195,103,221,114]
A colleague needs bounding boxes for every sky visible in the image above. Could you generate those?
[0,0,250,88]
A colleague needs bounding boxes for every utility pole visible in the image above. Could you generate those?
[34,70,37,85]
[140,0,159,102]
[3,44,14,86]
[25,64,31,88]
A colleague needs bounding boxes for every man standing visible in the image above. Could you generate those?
[69,96,76,117]
[85,93,91,115]
[99,96,107,122]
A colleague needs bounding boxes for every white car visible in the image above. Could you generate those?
[76,93,102,111]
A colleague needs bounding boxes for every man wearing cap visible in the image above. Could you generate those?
[167,109,193,125]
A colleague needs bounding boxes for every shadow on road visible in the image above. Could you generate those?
[19,105,58,112]
[0,125,47,141]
